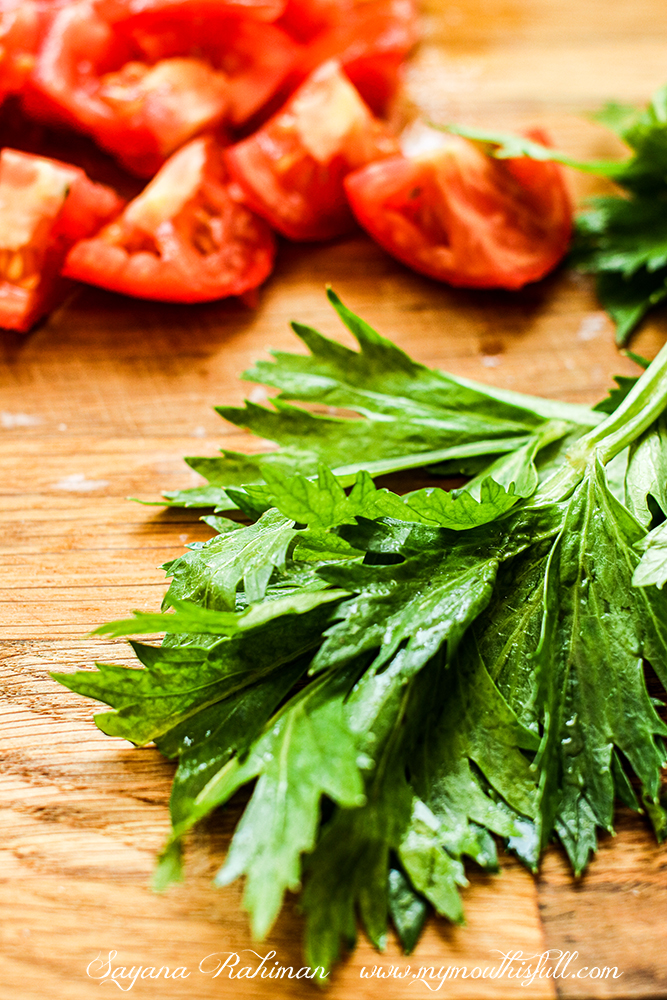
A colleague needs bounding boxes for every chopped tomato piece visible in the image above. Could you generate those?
[0,0,60,101]
[96,56,231,156]
[277,0,418,112]
[63,135,276,302]
[225,60,399,241]
[25,4,139,139]
[111,12,301,125]
[95,0,287,23]
[344,125,573,290]
[127,16,301,126]
[28,3,299,175]
[0,148,124,332]
[299,0,418,113]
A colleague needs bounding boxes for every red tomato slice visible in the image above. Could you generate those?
[25,4,138,137]
[28,3,299,175]
[122,15,301,125]
[0,0,61,100]
[298,0,418,114]
[225,60,399,241]
[63,135,276,302]
[0,148,124,332]
[344,127,573,290]
[95,0,287,22]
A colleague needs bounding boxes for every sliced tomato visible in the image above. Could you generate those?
[27,3,299,176]
[344,126,573,290]
[25,4,138,136]
[122,15,301,125]
[0,148,124,332]
[0,0,61,101]
[225,60,399,241]
[298,0,418,113]
[277,0,418,112]
[63,135,275,302]
[94,0,287,22]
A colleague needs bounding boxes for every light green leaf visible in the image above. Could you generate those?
[626,414,667,525]
[163,508,297,610]
[634,520,667,588]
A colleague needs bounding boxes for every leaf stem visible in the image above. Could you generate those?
[536,339,667,502]
[570,338,667,464]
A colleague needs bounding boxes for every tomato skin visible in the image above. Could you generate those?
[225,60,399,241]
[277,0,343,42]
[0,148,124,332]
[63,135,276,302]
[344,128,573,290]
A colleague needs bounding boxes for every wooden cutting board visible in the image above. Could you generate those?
[3,1,667,997]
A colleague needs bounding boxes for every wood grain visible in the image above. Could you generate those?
[2,1,667,997]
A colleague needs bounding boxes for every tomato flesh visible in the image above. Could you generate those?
[0,148,124,331]
[225,60,399,240]
[96,56,231,157]
[344,127,573,289]
[63,135,276,302]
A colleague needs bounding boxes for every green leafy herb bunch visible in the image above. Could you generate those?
[56,292,667,972]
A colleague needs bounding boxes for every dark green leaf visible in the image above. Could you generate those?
[53,598,340,745]
[532,461,667,870]
[594,267,667,346]
[387,868,428,954]
[165,293,597,509]
[213,670,366,938]
[593,375,640,415]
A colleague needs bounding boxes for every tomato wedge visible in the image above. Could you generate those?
[28,2,299,175]
[95,0,287,22]
[63,135,276,302]
[344,126,573,290]
[298,0,418,114]
[225,60,399,241]
[0,0,60,101]
[0,148,124,332]
[120,14,301,126]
